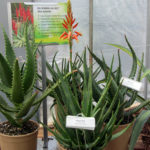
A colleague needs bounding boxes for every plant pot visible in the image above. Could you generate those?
[104,123,133,150]
[0,120,39,150]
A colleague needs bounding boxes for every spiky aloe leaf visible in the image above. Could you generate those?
[2,29,16,68]
[23,25,36,94]
[125,100,150,116]
[82,51,92,116]
[33,71,74,105]
[0,82,11,95]
[11,59,24,104]
[106,43,150,81]
[111,121,133,141]
[22,103,41,124]
[129,110,150,150]
[16,92,38,118]
[0,95,17,112]
[0,53,12,87]
[115,50,122,84]
[125,36,137,79]
[0,109,20,126]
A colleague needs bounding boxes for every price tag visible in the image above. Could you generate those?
[66,116,95,131]
[120,77,142,91]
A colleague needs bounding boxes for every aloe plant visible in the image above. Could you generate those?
[89,36,150,123]
[42,50,132,150]
[106,36,150,150]
[0,27,73,127]
[37,50,101,107]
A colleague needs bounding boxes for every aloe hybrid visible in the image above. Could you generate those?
[0,28,73,127]
[44,51,131,150]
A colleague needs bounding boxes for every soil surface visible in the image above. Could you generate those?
[0,121,38,136]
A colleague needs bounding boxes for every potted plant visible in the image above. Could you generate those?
[43,50,131,150]
[0,27,73,150]
[89,36,150,150]
[108,39,150,150]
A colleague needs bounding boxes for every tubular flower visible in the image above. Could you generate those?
[60,0,82,42]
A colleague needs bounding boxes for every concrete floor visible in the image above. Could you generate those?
[37,136,58,150]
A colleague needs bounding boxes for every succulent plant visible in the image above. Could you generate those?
[0,27,72,127]
[107,36,150,150]
[44,51,130,150]
[89,36,150,124]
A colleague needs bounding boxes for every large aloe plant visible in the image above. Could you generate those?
[106,36,150,150]
[43,51,131,150]
[0,27,73,127]
[89,36,150,123]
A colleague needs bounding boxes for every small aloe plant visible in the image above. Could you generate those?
[0,27,72,127]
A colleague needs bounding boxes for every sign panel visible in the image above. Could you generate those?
[33,3,68,44]
[8,2,67,47]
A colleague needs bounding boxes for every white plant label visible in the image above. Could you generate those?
[66,116,95,131]
[120,77,142,91]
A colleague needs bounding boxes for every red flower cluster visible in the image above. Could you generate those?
[60,12,82,42]
[12,3,33,35]
[16,4,33,23]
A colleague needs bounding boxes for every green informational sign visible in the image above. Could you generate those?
[33,3,68,45]
[8,2,68,47]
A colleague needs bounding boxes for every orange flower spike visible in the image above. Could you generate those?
[75,31,82,36]
[60,31,68,39]
[73,23,78,29]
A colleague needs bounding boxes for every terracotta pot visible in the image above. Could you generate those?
[0,120,39,150]
[104,123,133,150]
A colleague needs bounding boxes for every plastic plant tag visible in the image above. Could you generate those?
[120,77,142,91]
[66,116,95,131]
[92,101,97,107]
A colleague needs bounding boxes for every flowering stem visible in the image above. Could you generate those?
[69,38,73,72]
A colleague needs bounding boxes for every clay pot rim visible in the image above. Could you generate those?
[0,120,39,138]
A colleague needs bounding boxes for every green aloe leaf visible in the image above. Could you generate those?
[2,29,16,68]
[112,121,133,141]
[11,59,24,104]
[23,25,36,94]
[106,43,150,82]
[129,110,150,150]
[0,53,12,87]
[16,92,38,118]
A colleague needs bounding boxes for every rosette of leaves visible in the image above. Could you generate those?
[0,27,71,127]
[43,51,131,150]
[37,50,101,106]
